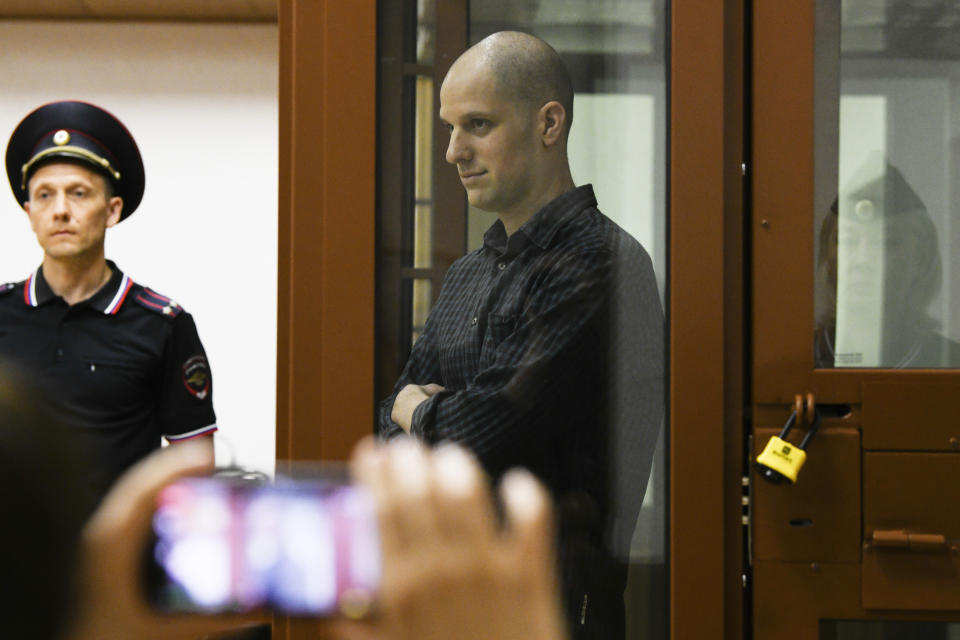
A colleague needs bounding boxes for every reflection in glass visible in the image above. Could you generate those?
[815,155,960,367]
[468,2,667,639]
[814,0,960,368]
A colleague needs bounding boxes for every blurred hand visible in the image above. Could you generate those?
[336,437,567,640]
[64,440,264,640]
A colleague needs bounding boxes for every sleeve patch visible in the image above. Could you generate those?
[182,355,211,399]
[134,286,183,317]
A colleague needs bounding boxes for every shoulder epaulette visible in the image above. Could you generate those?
[0,282,17,297]
[133,285,184,318]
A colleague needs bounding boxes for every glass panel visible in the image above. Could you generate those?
[814,0,960,368]
[468,3,668,638]
[821,619,960,639]
[413,75,434,268]
[410,278,432,346]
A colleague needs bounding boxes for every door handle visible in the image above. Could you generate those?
[869,529,948,553]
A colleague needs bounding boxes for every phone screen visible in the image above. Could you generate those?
[144,475,380,618]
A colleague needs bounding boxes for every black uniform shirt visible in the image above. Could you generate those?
[0,261,217,497]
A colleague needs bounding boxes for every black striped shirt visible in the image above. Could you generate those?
[377,184,664,639]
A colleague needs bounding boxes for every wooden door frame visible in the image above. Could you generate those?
[751,1,960,637]
[670,1,746,639]
[276,1,376,636]
[276,0,377,467]
[752,0,960,404]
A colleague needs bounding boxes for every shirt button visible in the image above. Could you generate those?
[56,347,64,358]
[498,262,507,271]
[471,316,478,326]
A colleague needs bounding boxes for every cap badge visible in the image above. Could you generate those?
[854,199,875,221]
[53,130,71,146]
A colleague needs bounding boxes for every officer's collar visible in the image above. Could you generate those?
[26,260,133,315]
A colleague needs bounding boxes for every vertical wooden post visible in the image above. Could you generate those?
[670,1,745,638]
[276,0,377,634]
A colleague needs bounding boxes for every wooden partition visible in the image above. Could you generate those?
[669,1,746,638]
[276,0,377,464]
[276,1,376,636]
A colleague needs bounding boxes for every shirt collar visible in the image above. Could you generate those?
[25,260,134,315]
[482,184,598,253]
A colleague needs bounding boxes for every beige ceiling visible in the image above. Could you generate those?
[0,0,277,21]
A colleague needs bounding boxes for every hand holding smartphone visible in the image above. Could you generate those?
[143,474,380,619]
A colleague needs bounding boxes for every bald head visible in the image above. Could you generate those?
[458,31,574,136]
[439,31,576,226]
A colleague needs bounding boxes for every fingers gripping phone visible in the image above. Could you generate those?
[143,473,380,618]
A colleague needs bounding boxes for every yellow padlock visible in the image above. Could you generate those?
[756,435,807,483]
[755,397,819,485]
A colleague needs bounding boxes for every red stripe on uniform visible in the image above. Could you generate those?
[135,294,164,310]
[110,278,135,314]
[143,288,173,304]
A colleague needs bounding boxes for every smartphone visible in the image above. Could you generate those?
[143,473,380,618]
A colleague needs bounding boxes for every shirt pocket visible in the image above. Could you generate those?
[479,313,517,367]
[73,356,154,416]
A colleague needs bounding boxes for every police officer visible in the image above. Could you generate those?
[1,101,217,502]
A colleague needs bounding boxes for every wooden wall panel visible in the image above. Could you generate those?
[276,2,376,466]
[670,1,745,639]
[276,0,376,637]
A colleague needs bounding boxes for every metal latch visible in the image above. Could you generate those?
[868,530,948,553]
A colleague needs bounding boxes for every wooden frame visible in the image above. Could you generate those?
[670,1,746,638]
[751,1,960,636]
[276,4,376,638]
[752,0,960,404]
[276,0,376,486]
